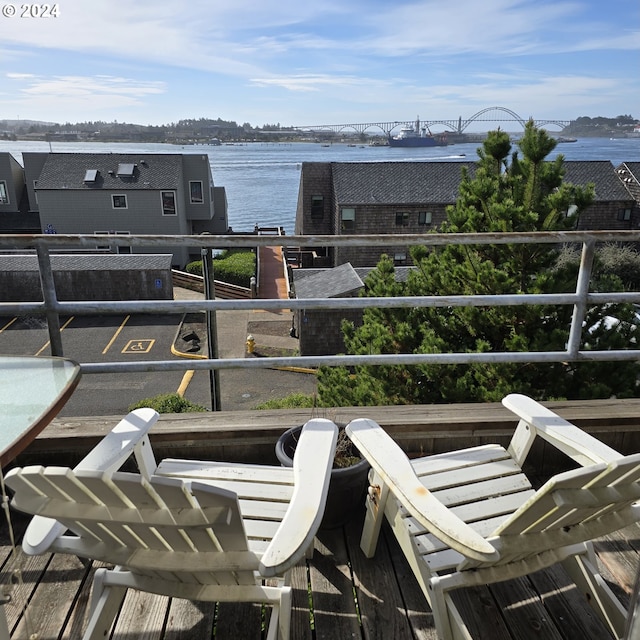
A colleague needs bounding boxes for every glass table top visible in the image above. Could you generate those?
[0,356,81,466]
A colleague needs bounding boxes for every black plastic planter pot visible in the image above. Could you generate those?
[275,425,370,530]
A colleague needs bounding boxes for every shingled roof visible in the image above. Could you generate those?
[35,153,183,190]
[331,161,475,205]
[293,262,364,299]
[563,161,631,201]
[0,254,172,272]
[616,162,640,203]
[292,264,415,298]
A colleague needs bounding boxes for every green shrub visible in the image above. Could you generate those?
[255,393,319,409]
[185,249,256,288]
[128,393,208,413]
[185,260,203,276]
[213,249,256,288]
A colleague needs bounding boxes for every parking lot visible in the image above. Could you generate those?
[0,309,317,416]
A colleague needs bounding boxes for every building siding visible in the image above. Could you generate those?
[2,152,229,267]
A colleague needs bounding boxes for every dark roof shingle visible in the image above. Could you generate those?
[35,153,183,190]
[563,161,631,201]
[331,161,475,205]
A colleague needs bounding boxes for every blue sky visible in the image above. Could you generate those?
[0,0,638,128]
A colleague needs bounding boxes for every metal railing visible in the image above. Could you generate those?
[1,230,639,376]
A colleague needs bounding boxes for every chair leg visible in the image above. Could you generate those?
[265,586,292,640]
[278,586,292,640]
[561,547,627,639]
[429,577,475,640]
[360,472,389,558]
[83,568,128,640]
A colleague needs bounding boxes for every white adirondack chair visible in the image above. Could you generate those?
[346,394,640,640]
[5,409,338,640]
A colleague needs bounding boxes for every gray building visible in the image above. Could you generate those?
[1,152,229,267]
[0,151,40,232]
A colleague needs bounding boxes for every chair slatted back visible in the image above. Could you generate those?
[467,453,640,568]
[6,465,258,585]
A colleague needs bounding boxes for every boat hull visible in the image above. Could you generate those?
[388,136,446,147]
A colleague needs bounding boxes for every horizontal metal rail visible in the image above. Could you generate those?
[1,231,639,373]
[1,229,639,249]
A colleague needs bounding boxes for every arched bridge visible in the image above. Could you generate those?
[296,107,572,135]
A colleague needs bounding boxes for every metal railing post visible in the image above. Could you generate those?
[566,240,595,358]
[201,247,221,411]
[36,245,64,357]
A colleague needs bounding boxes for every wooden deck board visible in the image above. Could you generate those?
[2,399,640,638]
[346,515,418,639]
[2,513,640,639]
[309,526,361,639]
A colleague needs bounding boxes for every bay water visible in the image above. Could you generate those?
[1,137,638,233]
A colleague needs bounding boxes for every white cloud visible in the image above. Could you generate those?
[250,74,378,92]
[4,74,166,117]
[0,0,636,124]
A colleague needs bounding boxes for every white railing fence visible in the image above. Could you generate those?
[0,231,639,376]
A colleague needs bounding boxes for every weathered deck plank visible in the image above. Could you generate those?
[346,515,419,639]
[164,599,215,640]
[528,565,614,639]
[384,533,438,640]
[289,563,313,639]
[2,517,640,639]
[2,399,640,638]
[309,526,361,639]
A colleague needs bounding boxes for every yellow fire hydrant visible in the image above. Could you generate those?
[246,334,255,354]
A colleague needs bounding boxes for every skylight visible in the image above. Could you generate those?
[83,169,99,183]
[116,163,136,177]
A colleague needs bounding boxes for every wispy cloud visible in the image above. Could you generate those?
[5,74,166,115]
[0,0,636,124]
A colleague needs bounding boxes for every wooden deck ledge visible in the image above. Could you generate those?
[19,398,640,471]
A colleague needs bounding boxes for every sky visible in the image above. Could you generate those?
[0,0,638,129]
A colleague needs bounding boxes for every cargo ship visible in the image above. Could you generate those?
[388,117,448,147]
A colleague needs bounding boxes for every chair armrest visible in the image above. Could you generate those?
[22,408,159,555]
[502,394,621,467]
[259,418,338,577]
[346,418,499,563]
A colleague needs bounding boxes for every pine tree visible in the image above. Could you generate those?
[318,122,640,406]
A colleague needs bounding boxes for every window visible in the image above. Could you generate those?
[0,180,8,205]
[418,211,432,225]
[33,180,38,204]
[190,181,204,204]
[395,211,409,226]
[112,194,127,209]
[161,191,177,215]
[341,207,355,230]
[394,252,407,265]
[311,195,324,219]
[618,208,632,222]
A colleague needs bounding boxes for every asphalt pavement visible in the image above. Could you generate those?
[172,287,318,411]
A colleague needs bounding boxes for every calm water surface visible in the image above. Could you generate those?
[1,137,638,233]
